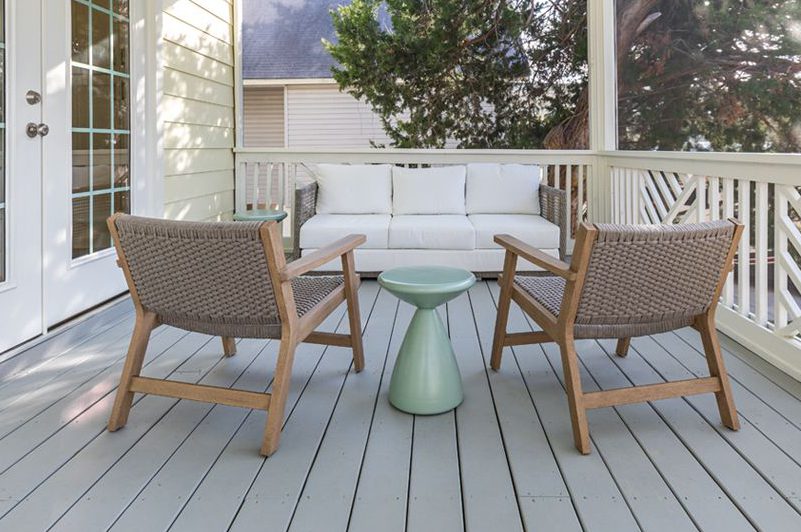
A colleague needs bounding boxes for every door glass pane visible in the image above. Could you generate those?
[72,132,90,193]
[71,1,89,64]
[72,67,90,128]
[71,0,130,259]
[0,0,5,282]
[91,8,110,69]
[92,133,111,190]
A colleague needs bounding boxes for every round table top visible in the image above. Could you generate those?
[233,209,288,222]
[378,266,476,296]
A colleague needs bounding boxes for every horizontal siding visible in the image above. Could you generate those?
[163,12,233,65]
[163,0,233,44]
[162,1,235,221]
[162,41,233,84]
[163,190,235,221]
[188,0,233,22]
[163,123,234,149]
[243,87,284,147]
[164,170,234,202]
[164,148,234,176]
[164,69,234,107]
[286,85,394,148]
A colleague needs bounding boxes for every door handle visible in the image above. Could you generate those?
[26,122,49,138]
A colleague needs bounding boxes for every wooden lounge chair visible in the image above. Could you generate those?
[106,214,365,456]
[491,219,743,454]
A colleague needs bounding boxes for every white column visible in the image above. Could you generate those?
[587,0,617,223]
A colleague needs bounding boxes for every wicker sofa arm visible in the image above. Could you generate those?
[540,184,568,260]
[293,181,318,260]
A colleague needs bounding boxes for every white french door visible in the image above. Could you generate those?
[43,0,134,326]
[0,0,45,352]
[1,0,147,352]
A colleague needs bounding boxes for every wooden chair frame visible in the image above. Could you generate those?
[490,221,743,454]
[106,215,366,456]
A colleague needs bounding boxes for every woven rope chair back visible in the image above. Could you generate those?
[113,215,283,338]
[573,220,736,338]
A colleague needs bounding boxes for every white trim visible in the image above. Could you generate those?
[233,0,244,149]
[604,151,801,186]
[141,0,164,217]
[587,0,616,223]
[718,307,801,382]
[243,78,337,87]
[283,85,288,148]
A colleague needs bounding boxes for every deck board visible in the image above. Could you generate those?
[347,301,413,532]
[0,281,800,531]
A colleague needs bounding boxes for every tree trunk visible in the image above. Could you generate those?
[543,0,660,232]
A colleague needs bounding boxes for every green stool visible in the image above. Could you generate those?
[233,209,288,223]
[378,266,476,414]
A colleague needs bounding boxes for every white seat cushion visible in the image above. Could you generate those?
[315,164,392,214]
[466,163,541,214]
[469,214,559,249]
[389,215,475,250]
[299,214,391,250]
[392,166,466,215]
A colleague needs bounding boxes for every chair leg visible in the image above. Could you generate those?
[490,290,512,371]
[108,311,158,431]
[615,338,631,357]
[261,338,298,456]
[559,337,591,454]
[491,253,517,371]
[222,336,237,357]
[697,314,739,430]
[342,251,365,372]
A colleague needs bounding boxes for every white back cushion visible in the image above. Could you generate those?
[466,163,541,214]
[392,166,466,215]
[315,164,393,214]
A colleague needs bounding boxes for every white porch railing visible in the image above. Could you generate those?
[606,151,801,380]
[234,147,801,380]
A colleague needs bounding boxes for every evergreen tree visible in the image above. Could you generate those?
[326,0,801,152]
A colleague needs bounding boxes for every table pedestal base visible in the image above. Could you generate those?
[389,308,463,415]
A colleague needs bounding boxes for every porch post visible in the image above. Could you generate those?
[587,0,617,223]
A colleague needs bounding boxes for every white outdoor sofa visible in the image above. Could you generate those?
[292,163,568,276]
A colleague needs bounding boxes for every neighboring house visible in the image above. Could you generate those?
[242,0,393,148]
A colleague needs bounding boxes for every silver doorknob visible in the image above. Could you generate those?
[26,122,49,138]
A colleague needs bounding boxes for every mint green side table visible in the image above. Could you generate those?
[378,266,476,415]
[233,209,288,223]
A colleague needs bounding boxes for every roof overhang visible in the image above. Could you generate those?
[243,78,338,86]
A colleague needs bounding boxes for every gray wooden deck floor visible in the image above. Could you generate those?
[1,280,801,532]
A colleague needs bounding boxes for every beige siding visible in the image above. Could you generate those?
[243,87,285,147]
[286,84,394,148]
[161,0,235,221]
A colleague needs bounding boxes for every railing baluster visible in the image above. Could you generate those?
[577,164,585,226]
[235,161,247,214]
[775,185,788,329]
[738,179,751,317]
[566,164,573,238]
[722,178,735,305]
[709,177,720,221]
[696,176,706,223]
[643,173,666,221]
[653,172,673,216]
[253,162,261,209]
[612,168,623,223]
[754,182,769,325]
[641,171,658,224]
[277,163,285,210]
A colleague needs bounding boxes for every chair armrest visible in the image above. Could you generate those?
[494,234,576,281]
[280,234,366,281]
[539,185,568,260]
[293,181,318,260]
